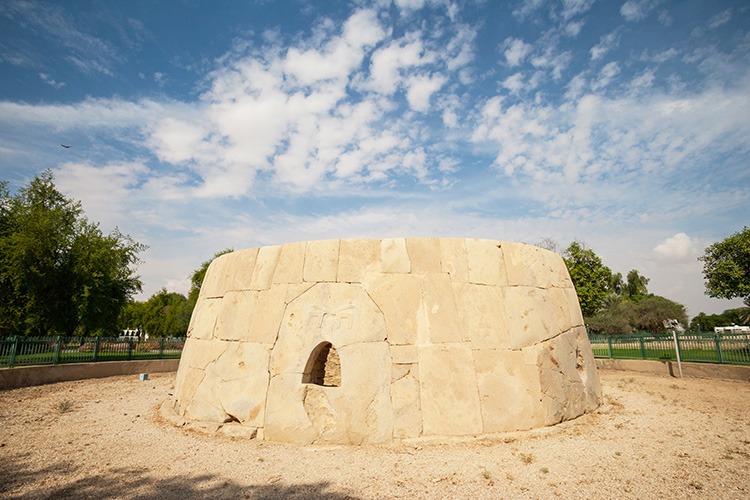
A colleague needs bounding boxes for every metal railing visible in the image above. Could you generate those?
[0,336,186,368]
[589,333,750,365]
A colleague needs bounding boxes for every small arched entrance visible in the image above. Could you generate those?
[302,341,341,387]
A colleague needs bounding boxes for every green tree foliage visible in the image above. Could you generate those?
[118,289,191,337]
[699,226,750,307]
[563,241,614,317]
[0,172,145,336]
[557,239,686,334]
[587,295,687,334]
[626,269,650,299]
[186,248,233,312]
[634,295,687,333]
[689,308,750,332]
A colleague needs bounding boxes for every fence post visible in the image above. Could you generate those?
[93,337,100,362]
[639,335,647,360]
[159,337,165,358]
[53,336,62,365]
[8,336,19,368]
[714,334,724,364]
[607,335,614,358]
[127,339,133,361]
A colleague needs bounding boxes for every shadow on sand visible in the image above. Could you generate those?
[0,452,363,500]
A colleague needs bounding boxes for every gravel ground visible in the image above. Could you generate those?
[0,369,748,500]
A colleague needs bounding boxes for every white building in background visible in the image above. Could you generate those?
[714,325,750,334]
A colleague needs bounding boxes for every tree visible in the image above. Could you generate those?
[118,289,191,337]
[626,269,649,299]
[0,171,145,336]
[699,227,750,308]
[186,248,233,313]
[632,295,687,333]
[563,241,613,317]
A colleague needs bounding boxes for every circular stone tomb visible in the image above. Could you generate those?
[172,238,602,444]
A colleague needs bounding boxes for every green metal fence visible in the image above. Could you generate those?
[0,336,186,368]
[589,333,750,365]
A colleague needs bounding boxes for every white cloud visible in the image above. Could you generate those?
[620,0,662,22]
[590,29,622,60]
[367,38,430,94]
[564,20,585,37]
[708,9,732,29]
[406,73,446,111]
[512,0,545,20]
[38,72,64,88]
[502,73,525,94]
[592,62,621,90]
[503,38,533,67]
[653,232,702,261]
[561,0,595,20]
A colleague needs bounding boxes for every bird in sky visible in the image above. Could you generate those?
[60,144,71,148]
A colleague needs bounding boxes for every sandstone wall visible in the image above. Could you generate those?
[173,238,602,444]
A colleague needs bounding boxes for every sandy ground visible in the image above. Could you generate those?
[0,369,748,500]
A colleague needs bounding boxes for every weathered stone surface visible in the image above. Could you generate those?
[248,285,288,344]
[229,248,259,291]
[466,238,507,286]
[390,345,418,364]
[381,238,411,273]
[270,283,387,377]
[417,344,483,436]
[174,238,601,445]
[273,241,306,284]
[503,286,557,348]
[249,245,282,290]
[337,239,379,283]
[214,291,258,341]
[406,238,441,274]
[200,253,234,298]
[418,273,462,344]
[439,238,469,282]
[304,239,339,282]
[473,349,544,432]
[187,297,221,340]
[364,274,421,345]
[391,369,422,439]
[452,282,510,348]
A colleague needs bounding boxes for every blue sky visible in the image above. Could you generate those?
[1,0,748,317]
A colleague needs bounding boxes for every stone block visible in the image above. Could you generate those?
[473,349,544,432]
[273,241,306,284]
[380,238,411,273]
[214,290,259,341]
[248,285,288,344]
[549,287,573,334]
[226,248,259,291]
[390,344,418,364]
[452,282,511,348]
[391,371,422,439]
[303,239,339,282]
[200,253,234,298]
[439,238,469,282]
[418,273,462,344]
[249,245,282,290]
[337,239,380,283]
[466,239,507,286]
[503,286,557,348]
[406,238,441,274]
[263,373,318,445]
[564,287,585,327]
[364,274,421,345]
[417,344,482,436]
[270,283,387,377]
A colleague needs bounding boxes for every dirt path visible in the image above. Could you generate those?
[1,369,748,499]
